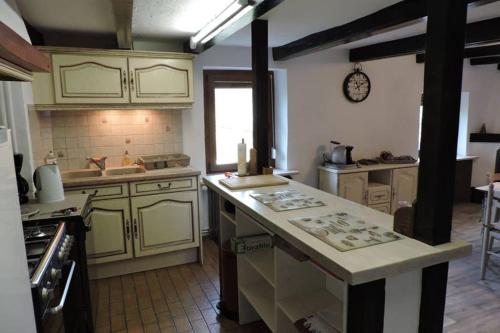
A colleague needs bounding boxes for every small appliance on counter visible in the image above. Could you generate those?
[14,153,29,204]
[323,140,357,170]
[33,164,65,203]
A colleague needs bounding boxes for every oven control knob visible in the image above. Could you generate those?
[41,287,53,302]
[51,268,62,280]
[58,249,65,260]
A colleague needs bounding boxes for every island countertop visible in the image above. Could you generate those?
[203,174,471,285]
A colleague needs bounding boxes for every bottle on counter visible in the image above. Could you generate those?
[237,139,247,176]
[122,150,132,166]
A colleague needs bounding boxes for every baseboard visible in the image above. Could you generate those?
[88,247,199,279]
[470,187,484,204]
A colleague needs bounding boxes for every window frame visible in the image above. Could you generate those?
[203,70,275,174]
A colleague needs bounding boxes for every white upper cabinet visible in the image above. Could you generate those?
[52,54,129,104]
[128,57,193,104]
[32,47,194,108]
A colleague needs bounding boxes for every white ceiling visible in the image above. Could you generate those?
[132,0,234,39]
[14,0,500,51]
[16,0,116,34]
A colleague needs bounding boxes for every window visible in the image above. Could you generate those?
[204,70,275,173]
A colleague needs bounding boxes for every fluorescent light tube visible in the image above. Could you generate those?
[190,0,252,49]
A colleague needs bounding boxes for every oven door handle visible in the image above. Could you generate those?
[47,260,76,315]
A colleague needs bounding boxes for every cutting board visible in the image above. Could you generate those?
[219,175,289,190]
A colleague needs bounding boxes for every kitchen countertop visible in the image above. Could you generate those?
[203,174,471,285]
[319,155,478,174]
[62,166,201,188]
[21,193,90,223]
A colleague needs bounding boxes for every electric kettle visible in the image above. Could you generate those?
[33,164,65,203]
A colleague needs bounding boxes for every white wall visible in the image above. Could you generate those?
[187,43,499,208]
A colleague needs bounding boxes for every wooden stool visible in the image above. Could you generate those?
[480,183,500,280]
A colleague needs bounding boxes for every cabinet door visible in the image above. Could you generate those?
[338,173,369,205]
[86,198,133,264]
[391,167,418,213]
[128,57,193,104]
[52,54,129,104]
[131,191,199,257]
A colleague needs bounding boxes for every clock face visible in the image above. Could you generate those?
[343,71,371,103]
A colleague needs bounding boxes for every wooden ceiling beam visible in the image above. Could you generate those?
[416,44,500,63]
[0,22,49,72]
[185,0,286,54]
[272,0,496,61]
[350,16,500,62]
[470,55,500,65]
[111,0,134,49]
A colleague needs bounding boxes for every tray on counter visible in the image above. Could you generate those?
[251,189,326,212]
[289,210,402,252]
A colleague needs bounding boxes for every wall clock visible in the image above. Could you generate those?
[343,63,371,103]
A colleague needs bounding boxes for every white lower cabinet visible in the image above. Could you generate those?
[86,198,133,264]
[131,191,199,257]
[338,173,368,205]
[391,168,418,214]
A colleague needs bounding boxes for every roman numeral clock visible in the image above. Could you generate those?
[343,63,371,103]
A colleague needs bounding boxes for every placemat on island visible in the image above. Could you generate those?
[251,189,326,212]
[289,210,402,252]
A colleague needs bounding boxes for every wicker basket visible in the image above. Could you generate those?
[138,154,190,170]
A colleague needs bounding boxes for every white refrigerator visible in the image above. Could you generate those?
[0,127,36,332]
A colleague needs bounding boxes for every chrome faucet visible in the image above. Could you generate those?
[87,156,107,170]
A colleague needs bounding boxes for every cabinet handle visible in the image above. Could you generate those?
[130,71,134,91]
[364,190,368,204]
[122,70,127,91]
[133,218,138,239]
[157,182,172,190]
[126,219,131,240]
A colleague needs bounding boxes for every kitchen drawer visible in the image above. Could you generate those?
[65,183,128,199]
[369,203,391,214]
[130,177,197,196]
[367,183,391,204]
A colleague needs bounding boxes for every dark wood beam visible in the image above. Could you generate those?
[350,16,500,62]
[0,22,50,72]
[470,55,500,65]
[185,0,286,54]
[497,63,500,70]
[273,0,426,61]
[417,44,500,63]
[111,0,134,49]
[347,279,385,333]
[273,0,494,61]
[415,1,467,332]
[252,20,270,174]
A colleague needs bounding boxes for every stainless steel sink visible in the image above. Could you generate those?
[105,167,146,176]
[62,169,103,179]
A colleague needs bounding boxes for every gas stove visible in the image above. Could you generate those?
[24,222,75,322]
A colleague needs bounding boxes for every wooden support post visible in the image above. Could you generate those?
[347,279,385,333]
[416,1,467,332]
[252,20,270,174]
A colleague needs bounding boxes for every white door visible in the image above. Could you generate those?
[52,54,129,104]
[338,173,369,205]
[391,167,418,213]
[128,57,193,104]
[131,191,199,257]
[86,198,133,264]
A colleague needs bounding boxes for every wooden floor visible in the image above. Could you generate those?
[445,203,500,333]
[91,203,500,333]
[90,240,269,333]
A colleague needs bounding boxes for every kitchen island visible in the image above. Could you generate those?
[204,174,471,333]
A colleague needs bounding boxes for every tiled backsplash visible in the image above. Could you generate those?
[37,110,183,170]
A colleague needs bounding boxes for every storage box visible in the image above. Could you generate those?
[230,234,273,254]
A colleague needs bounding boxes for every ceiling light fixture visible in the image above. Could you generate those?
[190,0,254,49]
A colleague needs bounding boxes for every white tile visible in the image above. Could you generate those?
[67,148,80,159]
[65,138,78,148]
[77,126,89,137]
[64,115,76,127]
[41,128,52,139]
[53,127,65,138]
[53,138,66,149]
[78,137,90,148]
